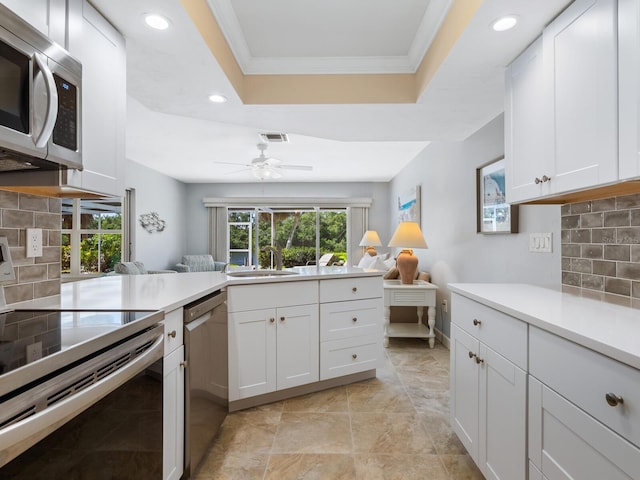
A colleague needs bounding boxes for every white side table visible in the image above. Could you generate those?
[383,279,438,348]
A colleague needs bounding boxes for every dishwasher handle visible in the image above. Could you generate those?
[184,291,226,323]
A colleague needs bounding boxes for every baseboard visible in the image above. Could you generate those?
[436,328,450,349]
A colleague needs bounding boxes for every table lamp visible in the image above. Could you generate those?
[359,230,382,256]
[387,222,428,284]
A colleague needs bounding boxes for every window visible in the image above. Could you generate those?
[62,198,123,276]
[227,207,347,268]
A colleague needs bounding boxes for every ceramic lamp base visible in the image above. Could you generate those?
[364,246,377,256]
[396,249,417,284]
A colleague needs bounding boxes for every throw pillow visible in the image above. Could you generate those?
[357,254,377,269]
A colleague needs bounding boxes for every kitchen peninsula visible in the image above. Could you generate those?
[4,267,384,480]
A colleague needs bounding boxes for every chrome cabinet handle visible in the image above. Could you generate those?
[280,316,285,322]
[167,330,177,338]
[535,177,542,184]
[269,318,275,323]
[473,319,482,326]
[468,351,475,359]
[352,287,358,293]
[605,393,624,407]
[352,317,358,322]
[180,361,188,368]
[352,354,358,359]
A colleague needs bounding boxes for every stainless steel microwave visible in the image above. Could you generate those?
[0,4,82,173]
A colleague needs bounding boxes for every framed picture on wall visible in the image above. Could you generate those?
[476,157,518,234]
[397,185,421,226]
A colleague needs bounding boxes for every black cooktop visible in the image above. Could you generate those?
[0,310,154,376]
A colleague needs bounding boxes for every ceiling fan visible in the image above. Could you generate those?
[215,144,313,180]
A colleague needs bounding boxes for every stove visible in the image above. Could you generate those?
[0,309,162,397]
[0,308,166,473]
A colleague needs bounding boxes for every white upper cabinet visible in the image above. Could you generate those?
[505,37,551,204]
[543,0,618,193]
[1,0,56,41]
[618,0,640,180]
[66,0,126,197]
[506,0,618,203]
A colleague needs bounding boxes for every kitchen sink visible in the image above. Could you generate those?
[226,270,299,277]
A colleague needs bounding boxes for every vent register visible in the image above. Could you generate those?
[259,133,289,143]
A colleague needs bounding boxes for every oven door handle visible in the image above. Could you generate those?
[0,333,163,468]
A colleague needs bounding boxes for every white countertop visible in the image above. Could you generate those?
[13,266,383,313]
[449,283,640,370]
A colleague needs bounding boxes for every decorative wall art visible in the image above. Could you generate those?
[139,212,166,233]
[397,185,421,226]
[476,157,518,234]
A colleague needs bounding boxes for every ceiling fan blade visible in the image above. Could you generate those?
[223,167,252,175]
[279,164,313,171]
[214,161,251,167]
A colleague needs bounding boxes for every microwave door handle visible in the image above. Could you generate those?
[33,53,58,149]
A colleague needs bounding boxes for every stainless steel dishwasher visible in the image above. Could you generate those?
[183,289,228,478]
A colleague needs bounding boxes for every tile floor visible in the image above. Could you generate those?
[194,338,484,479]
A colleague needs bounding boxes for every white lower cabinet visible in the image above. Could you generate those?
[450,294,527,480]
[227,282,319,401]
[163,345,185,480]
[529,376,640,480]
[228,304,319,400]
[450,325,526,480]
[319,279,383,381]
[529,326,640,480]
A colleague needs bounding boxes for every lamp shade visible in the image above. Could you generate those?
[359,230,382,247]
[387,222,428,249]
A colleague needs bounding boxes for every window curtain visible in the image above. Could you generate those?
[208,207,228,263]
[348,206,367,265]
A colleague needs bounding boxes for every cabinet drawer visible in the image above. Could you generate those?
[228,281,318,312]
[319,277,382,303]
[320,298,382,341]
[530,326,640,448]
[452,293,527,369]
[529,375,640,479]
[320,334,380,380]
[163,308,183,355]
[383,283,436,306]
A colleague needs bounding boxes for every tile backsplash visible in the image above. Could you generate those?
[561,193,640,306]
[0,190,61,304]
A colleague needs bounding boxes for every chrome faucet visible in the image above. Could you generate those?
[262,246,283,270]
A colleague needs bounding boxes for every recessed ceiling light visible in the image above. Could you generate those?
[492,15,518,32]
[144,14,170,30]
[209,94,227,104]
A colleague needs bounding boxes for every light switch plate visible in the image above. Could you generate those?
[26,228,43,258]
[529,233,552,253]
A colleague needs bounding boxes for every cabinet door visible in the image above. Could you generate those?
[2,0,51,37]
[228,309,277,401]
[618,0,640,180]
[529,376,640,480]
[478,345,526,480]
[67,0,125,196]
[505,36,551,204]
[163,345,185,480]
[450,324,480,461]
[276,304,319,390]
[543,0,618,194]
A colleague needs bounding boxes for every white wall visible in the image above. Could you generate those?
[125,160,188,270]
[184,182,390,256]
[389,114,561,339]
